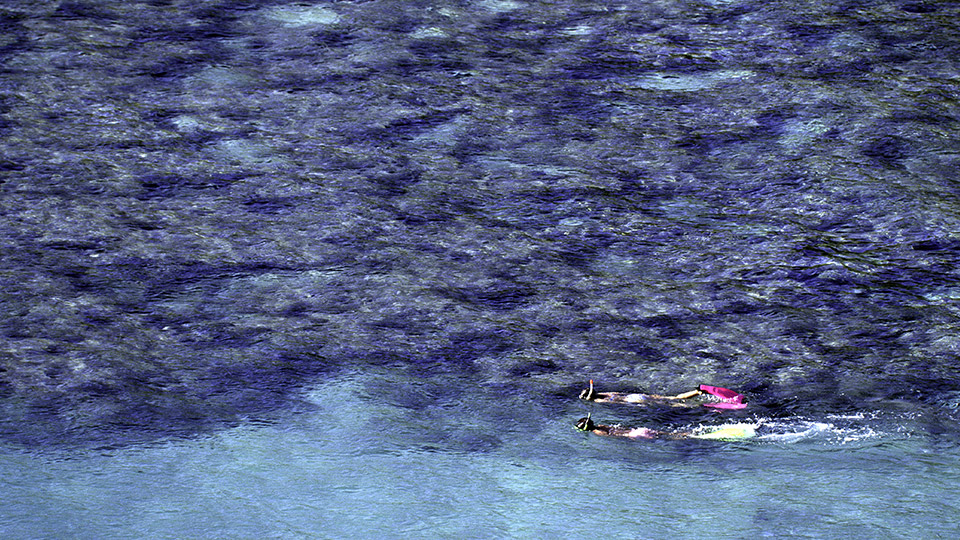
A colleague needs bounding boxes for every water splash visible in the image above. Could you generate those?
[680,414,905,446]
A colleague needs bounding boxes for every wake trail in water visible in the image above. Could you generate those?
[683,413,911,445]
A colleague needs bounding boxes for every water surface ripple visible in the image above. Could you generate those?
[1,0,959,450]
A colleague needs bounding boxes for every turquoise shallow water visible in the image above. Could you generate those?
[3,371,958,539]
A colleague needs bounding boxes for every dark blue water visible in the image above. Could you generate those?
[2,0,960,536]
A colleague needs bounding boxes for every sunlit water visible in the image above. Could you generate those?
[3,371,958,539]
[3,0,960,537]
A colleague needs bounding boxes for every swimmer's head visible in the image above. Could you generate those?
[576,415,595,432]
[579,379,596,401]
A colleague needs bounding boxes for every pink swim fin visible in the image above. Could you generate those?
[698,384,747,409]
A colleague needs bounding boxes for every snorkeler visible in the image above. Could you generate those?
[575,414,678,439]
[575,414,757,440]
[579,380,747,410]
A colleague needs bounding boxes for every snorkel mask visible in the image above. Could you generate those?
[576,413,594,432]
